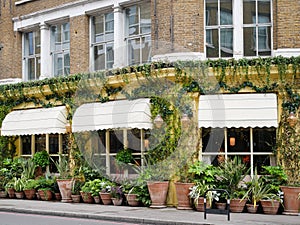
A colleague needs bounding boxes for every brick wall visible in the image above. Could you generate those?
[70,15,89,74]
[275,0,300,49]
[152,0,204,56]
[0,1,22,79]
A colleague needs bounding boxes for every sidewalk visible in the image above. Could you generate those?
[0,199,299,225]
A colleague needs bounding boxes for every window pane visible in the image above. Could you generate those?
[258,0,270,23]
[140,2,151,34]
[28,32,34,55]
[220,0,232,25]
[105,13,114,33]
[94,45,105,70]
[253,128,275,152]
[220,28,233,57]
[206,29,219,58]
[128,38,140,65]
[36,57,41,79]
[243,0,256,24]
[258,26,271,56]
[94,16,104,42]
[54,53,63,76]
[106,43,114,69]
[127,6,138,26]
[28,58,35,80]
[141,35,151,63]
[227,128,250,153]
[35,135,46,152]
[110,130,123,154]
[206,0,218,26]
[22,136,32,155]
[243,27,256,56]
[64,53,70,75]
[63,23,70,42]
[49,134,59,154]
[35,31,41,54]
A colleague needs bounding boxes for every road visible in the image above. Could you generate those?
[0,212,142,225]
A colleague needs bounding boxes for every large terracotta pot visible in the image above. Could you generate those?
[125,194,140,207]
[230,199,247,213]
[174,182,194,210]
[24,189,36,200]
[38,189,53,201]
[260,200,280,215]
[15,191,24,199]
[194,197,211,211]
[280,186,300,215]
[99,192,112,205]
[57,179,73,203]
[147,181,169,208]
[80,191,94,203]
[246,204,258,213]
[7,188,15,198]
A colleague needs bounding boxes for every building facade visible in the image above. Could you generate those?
[0,0,299,178]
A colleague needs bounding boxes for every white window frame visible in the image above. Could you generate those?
[50,22,70,77]
[91,12,114,71]
[204,0,273,58]
[23,30,41,81]
[125,2,151,66]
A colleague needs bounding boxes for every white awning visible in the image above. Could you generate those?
[198,93,278,128]
[72,98,152,132]
[1,106,68,136]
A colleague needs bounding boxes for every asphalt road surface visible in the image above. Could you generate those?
[0,212,142,225]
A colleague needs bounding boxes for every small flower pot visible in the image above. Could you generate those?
[100,192,112,205]
[112,197,123,206]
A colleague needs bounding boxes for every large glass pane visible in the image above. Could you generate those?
[243,27,256,56]
[49,134,59,154]
[127,6,138,26]
[258,26,271,56]
[253,128,275,152]
[64,53,70,75]
[220,0,232,25]
[105,13,114,33]
[227,128,250,153]
[220,28,233,57]
[22,136,32,155]
[63,23,70,42]
[94,45,105,70]
[28,32,34,55]
[110,130,123,154]
[206,29,219,58]
[206,0,218,26]
[35,135,46,152]
[54,53,63,76]
[141,35,151,63]
[35,31,41,54]
[128,38,141,65]
[243,0,256,24]
[28,58,35,80]
[106,43,114,69]
[94,16,104,42]
[140,2,151,34]
[258,0,270,23]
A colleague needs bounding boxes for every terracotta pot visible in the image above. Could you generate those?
[80,191,94,203]
[99,192,112,205]
[57,179,73,203]
[125,193,140,207]
[15,191,24,199]
[71,194,81,203]
[230,199,247,213]
[260,200,280,215]
[175,182,194,210]
[280,186,300,215]
[7,188,15,198]
[112,197,123,206]
[194,197,211,212]
[24,189,36,200]
[147,181,169,208]
[0,190,7,198]
[38,189,52,201]
[246,204,258,213]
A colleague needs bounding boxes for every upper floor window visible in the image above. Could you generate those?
[91,12,114,71]
[125,2,151,65]
[24,30,41,81]
[51,22,70,76]
[243,0,271,56]
[205,0,272,58]
[206,0,233,58]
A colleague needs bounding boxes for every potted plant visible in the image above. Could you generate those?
[110,185,124,206]
[21,158,36,180]
[99,180,113,205]
[23,179,38,200]
[36,176,55,201]
[242,168,273,213]
[215,157,249,213]
[5,178,15,198]
[122,180,141,207]
[80,180,94,204]
[33,150,50,175]
[13,177,25,199]
[188,161,217,211]
[71,179,83,203]
[52,154,73,203]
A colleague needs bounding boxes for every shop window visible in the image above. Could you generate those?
[21,135,32,155]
